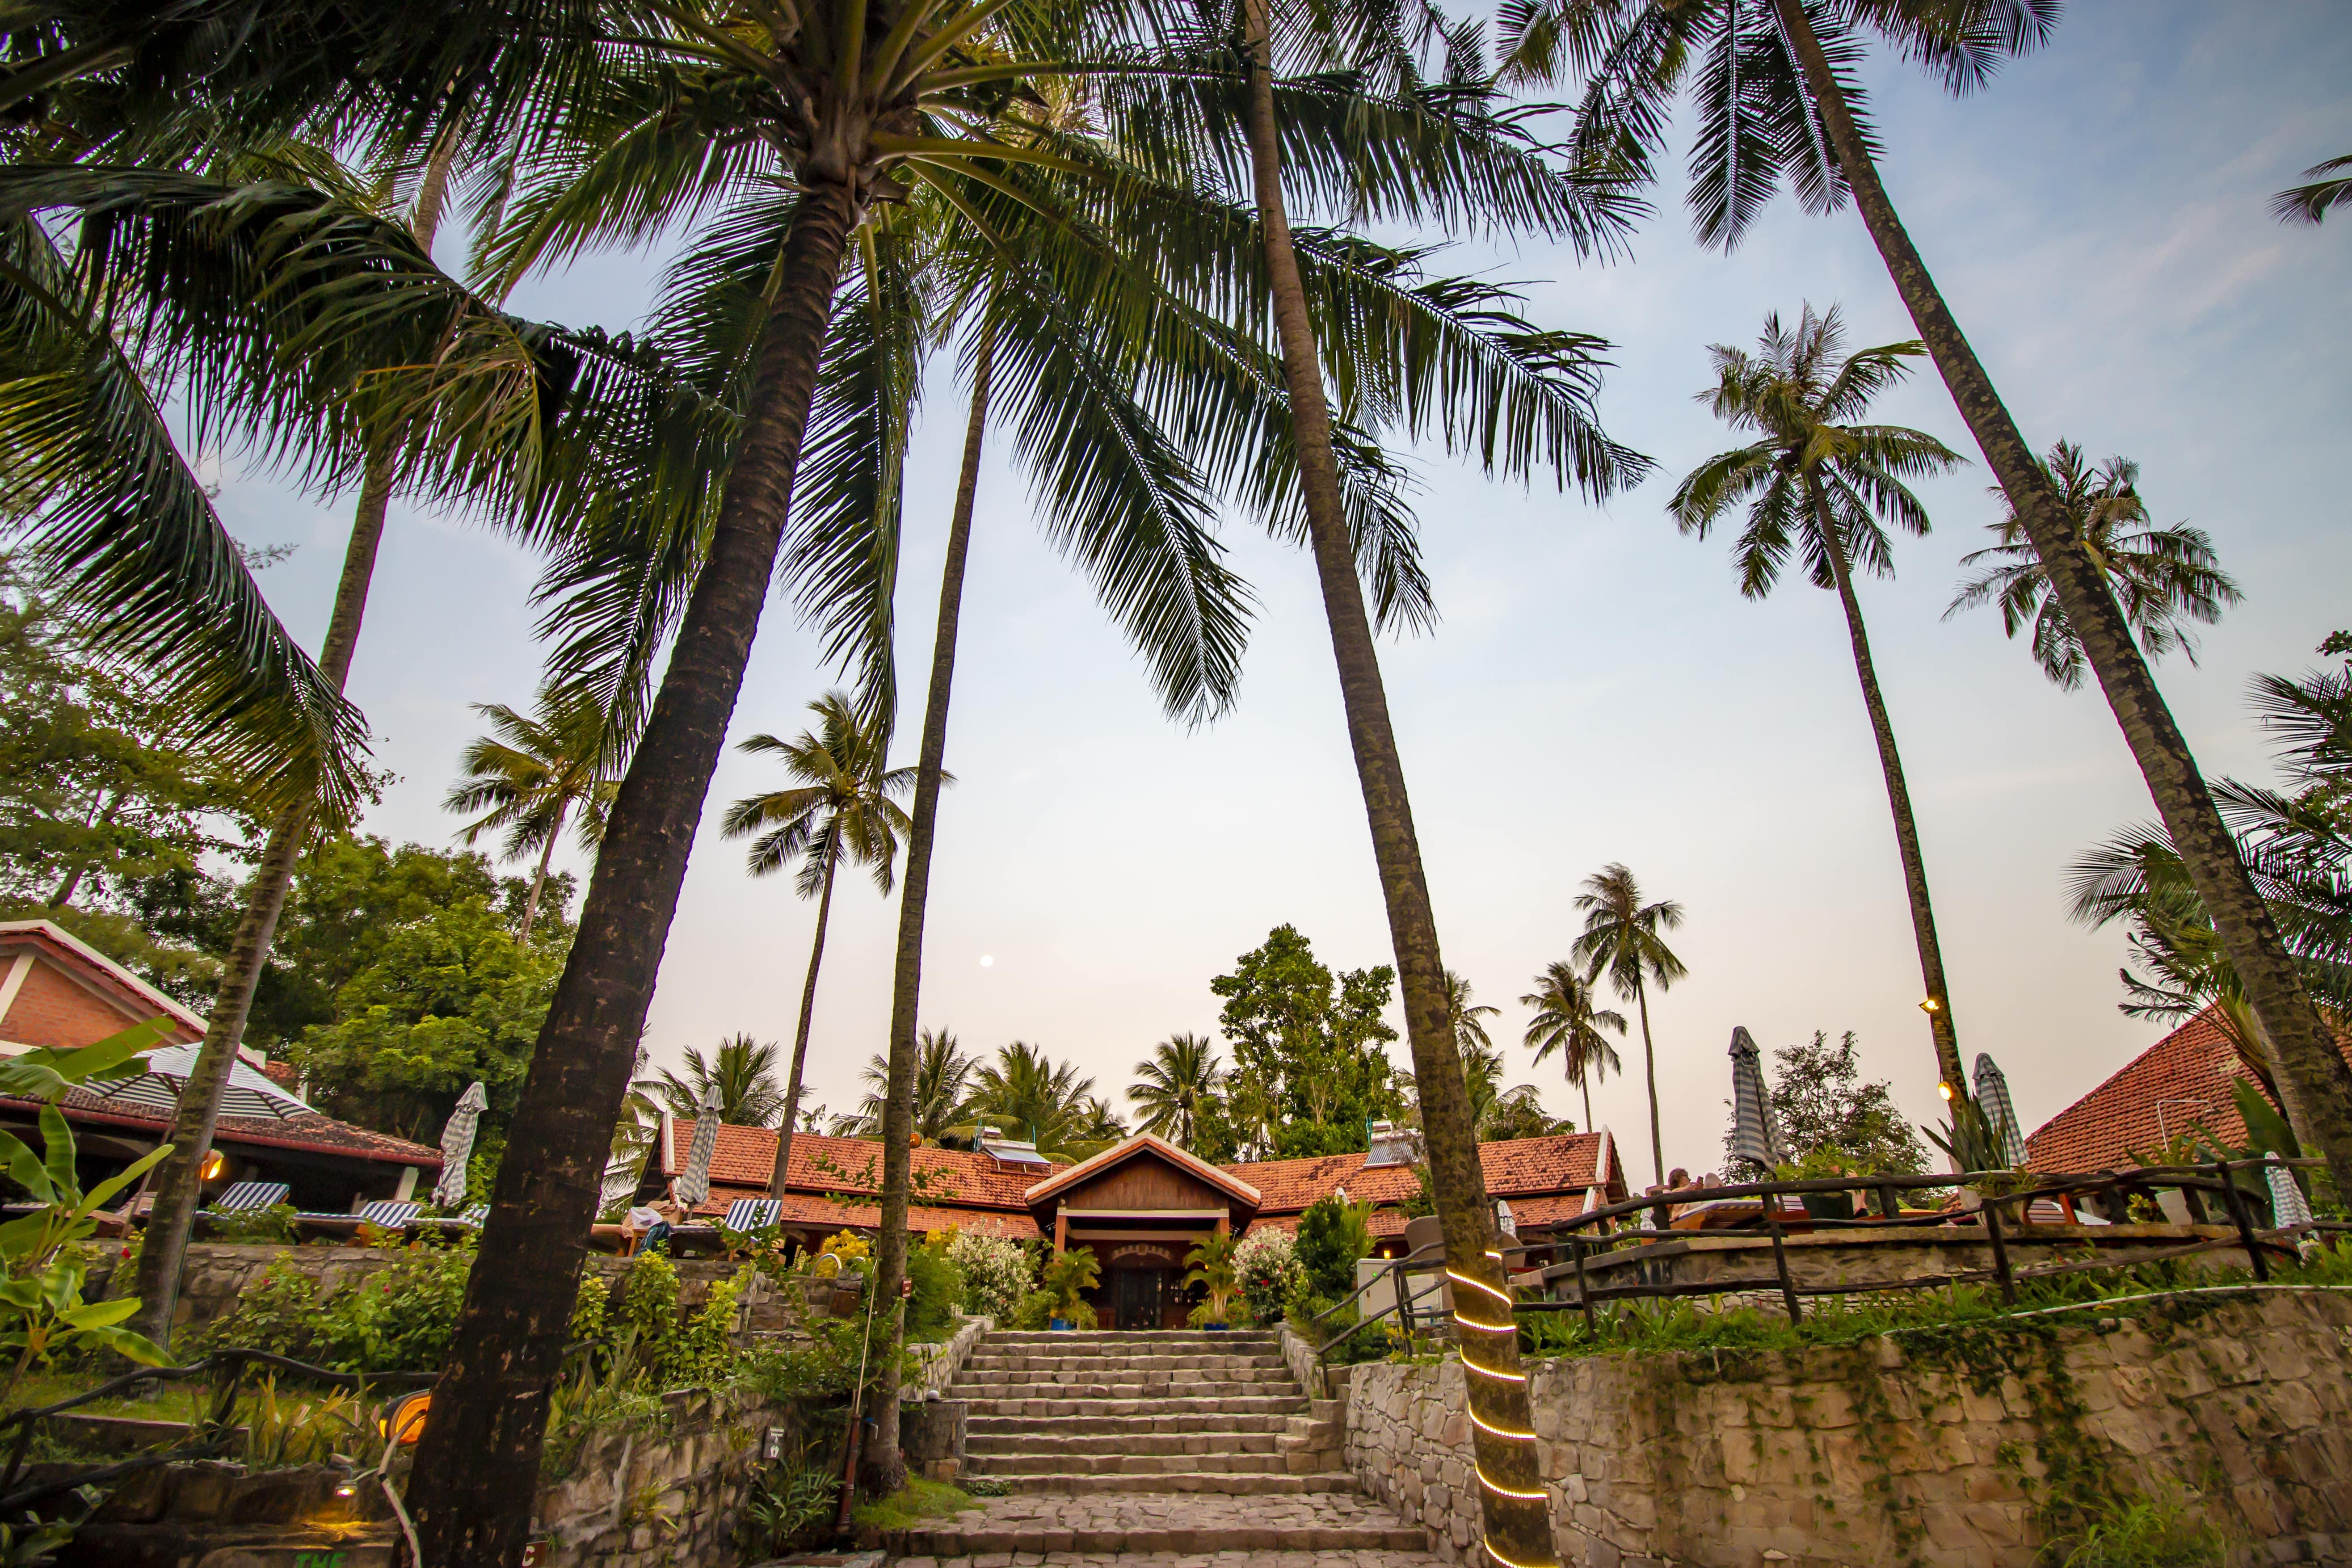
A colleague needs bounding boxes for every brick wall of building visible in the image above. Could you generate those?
[0,957,144,1048]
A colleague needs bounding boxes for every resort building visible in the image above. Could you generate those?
[0,919,442,1213]
[650,1117,1630,1328]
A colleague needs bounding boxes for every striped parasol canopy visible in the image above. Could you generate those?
[1728,1026,1786,1171]
[672,1083,723,1211]
[2265,1153,2314,1233]
[1972,1053,2028,1169]
[82,1044,309,1122]
[433,1081,489,1209]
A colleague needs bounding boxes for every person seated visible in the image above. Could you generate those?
[622,1197,679,1256]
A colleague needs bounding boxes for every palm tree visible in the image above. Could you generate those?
[722,691,915,1199]
[653,1035,789,1128]
[1946,442,2241,692]
[2273,155,2352,225]
[966,1042,1099,1157]
[843,1028,978,1141]
[1128,1033,1222,1148]
[445,684,622,941]
[1570,864,1687,1187]
[1501,0,2352,1199]
[1439,971,1499,1056]
[1670,304,1968,1090]
[1520,961,1625,1132]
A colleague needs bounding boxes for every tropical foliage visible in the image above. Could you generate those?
[651,1035,792,1128]
[1126,1032,1223,1148]
[1719,1030,1929,1180]
[1203,925,1405,1160]
[1521,961,1624,1132]
[446,685,624,942]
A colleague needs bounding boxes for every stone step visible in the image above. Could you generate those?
[980,1331,1279,1349]
[955,1363,1293,1383]
[967,1431,1281,1458]
[958,1394,1309,1419]
[877,1488,1434,1560]
[962,1351,1287,1374]
[987,1471,1359,1497]
[947,1379,1292,1402]
[968,1451,1296,1478]
[967,1412,1298,1438]
[885,1519,1427,1556]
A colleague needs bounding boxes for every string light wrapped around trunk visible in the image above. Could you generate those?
[1443,1241,1557,1565]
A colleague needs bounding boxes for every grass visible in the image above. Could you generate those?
[2051,1491,2232,1567]
[6,1370,218,1424]
[1517,1238,2352,1363]
[850,1477,982,1534]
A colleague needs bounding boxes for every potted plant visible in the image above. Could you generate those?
[1184,1231,1240,1330]
[1040,1247,1099,1331]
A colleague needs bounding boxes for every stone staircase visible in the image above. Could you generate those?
[884,1328,1436,1560]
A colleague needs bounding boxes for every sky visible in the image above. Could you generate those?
[206,0,2352,1183]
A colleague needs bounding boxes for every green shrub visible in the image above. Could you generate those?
[208,1203,299,1245]
[946,1231,1030,1321]
[615,1249,682,1369]
[904,1237,965,1344]
[664,1268,753,1389]
[1293,1195,1370,1300]
[2053,1490,2230,1568]
[198,1241,477,1373]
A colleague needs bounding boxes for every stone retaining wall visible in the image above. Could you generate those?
[531,1387,787,1568]
[909,1316,989,1400]
[1343,1290,2352,1567]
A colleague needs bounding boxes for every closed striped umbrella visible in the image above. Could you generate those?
[2265,1153,2314,1234]
[673,1084,723,1211]
[1728,1027,1785,1171]
[1972,1053,2027,1169]
[432,1081,489,1209]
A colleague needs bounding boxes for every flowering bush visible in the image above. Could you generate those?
[947,1230,1031,1322]
[1234,1227,1300,1328]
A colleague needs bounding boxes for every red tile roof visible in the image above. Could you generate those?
[662,1122,1043,1211]
[1027,1133,1262,1206]
[2025,1006,2350,1173]
[1228,1130,1622,1216]
[8,1090,441,1168]
[685,1182,1043,1240]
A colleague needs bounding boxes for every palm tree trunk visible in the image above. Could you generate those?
[126,127,468,1345]
[1237,8,1552,1563]
[405,179,860,1566]
[768,851,838,1201]
[867,312,995,1492]
[1579,1073,1592,1136]
[518,798,564,944]
[126,454,393,1346]
[1634,982,1662,1189]
[1810,482,1964,1093]
[1771,0,2352,1195]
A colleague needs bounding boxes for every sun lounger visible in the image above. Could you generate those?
[207,1181,290,1214]
[723,1198,782,1232]
[356,1200,421,1232]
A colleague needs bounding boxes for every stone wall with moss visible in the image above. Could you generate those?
[1342,1291,2352,1567]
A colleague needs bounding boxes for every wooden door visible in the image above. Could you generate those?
[1112,1268,1163,1330]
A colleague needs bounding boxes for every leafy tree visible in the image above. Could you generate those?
[1502,0,2352,1200]
[1670,304,1968,1091]
[1571,863,1686,1187]
[0,556,249,920]
[1211,925,1403,1144]
[723,691,913,1195]
[445,685,624,942]
[652,1035,789,1128]
[288,896,567,1142]
[1521,960,1624,1131]
[1127,1032,1222,1149]
[1946,441,2240,692]
[1721,1031,1928,1180]
[1292,1192,1373,1301]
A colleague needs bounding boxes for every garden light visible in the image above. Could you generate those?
[1919,996,1941,1013]
[1937,1082,1955,1102]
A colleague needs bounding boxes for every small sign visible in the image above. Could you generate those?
[762,1426,788,1461]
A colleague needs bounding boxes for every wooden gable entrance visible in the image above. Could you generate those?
[1024,1134,1262,1330]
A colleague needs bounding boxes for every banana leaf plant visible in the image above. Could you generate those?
[0,1018,179,1407]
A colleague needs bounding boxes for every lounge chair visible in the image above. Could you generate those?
[722,1198,782,1233]
[207,1181,290,1214]
[356,1200,421,1232]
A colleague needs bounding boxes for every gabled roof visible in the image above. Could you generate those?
[1023,1132,1262,1208]
[0,920,208,1041]
[3,1089,440,1168]
[2025,1006,2350,1173]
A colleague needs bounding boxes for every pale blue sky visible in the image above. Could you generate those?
[209,0,2351,1178]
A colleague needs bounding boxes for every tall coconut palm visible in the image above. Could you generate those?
[1945,441,2241,692]
[1520,960,1625,1132]
[722,690,915,1198]
[1670,303,1968,1090]
[1439,970,1499,1056]
[967,1041,1100,1157]
[653,1034,790,1127]
[1501,0,2352,1197]
[1570,863,1686,1187]
[446,684,623,941]
[1128,1032,1222,1148]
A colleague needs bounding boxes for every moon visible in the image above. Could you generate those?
[979,955,994,968]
